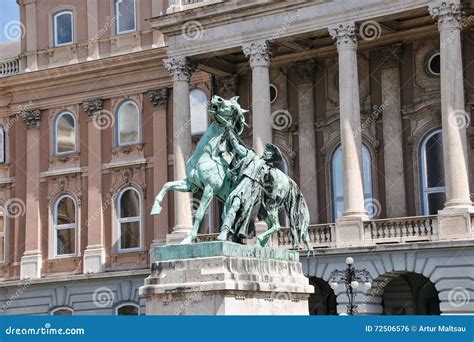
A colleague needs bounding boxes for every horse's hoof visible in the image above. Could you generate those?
[216,231,228,241]
[180,236,194,245]
[150,204,162,215]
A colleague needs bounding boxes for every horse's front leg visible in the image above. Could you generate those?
[256,211,280,247]
[181,185,215,244]
[151,179,191,215]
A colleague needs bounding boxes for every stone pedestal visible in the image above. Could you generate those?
[140,241,313,315]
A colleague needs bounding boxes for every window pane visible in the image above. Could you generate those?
[55,12,72,45]
[362,146,372,196]
[425,132,445,188]
[0,236,4,263]
[57,197,75,224]
[117,305,138,316]
[331,147,343,198]
[120,190,139,217]
[427,192,445,215]
[118,102,139,144]
[56,113,75,153]
[116,0,136,33]
[120,221,140,249]
[190,89,208,135]
[0,127,5,163]
[56,228,75,255]
[53,309,73,316]
[0,213,4,233]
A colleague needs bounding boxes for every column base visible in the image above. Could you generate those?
[83,245,106,274]
[336,216,367,246]
[166,225,192,244]
[437,206,474,240]
[141,241,313,315]
[20,251,42,280]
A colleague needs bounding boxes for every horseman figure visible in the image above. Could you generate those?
[151,95,312,250]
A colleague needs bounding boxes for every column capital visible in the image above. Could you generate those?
[148,87,170,109]
[328,22,358,50]
[294,61,316,84]
[376,44,402,69]
[242,40,276,68]
[163,56,197,82]
[20,108,41,128]
[82,98,103,119]
[429,1,462,31]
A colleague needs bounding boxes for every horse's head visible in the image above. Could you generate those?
[209,95,248,135]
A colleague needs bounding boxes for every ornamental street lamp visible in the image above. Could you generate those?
[329,257,372,315]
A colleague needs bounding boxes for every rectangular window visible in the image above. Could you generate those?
[0,127,5,163]
[115,0,137,34]
[53,11,73,46]
[0,213,5,263]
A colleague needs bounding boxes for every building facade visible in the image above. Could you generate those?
[0,0,473,315]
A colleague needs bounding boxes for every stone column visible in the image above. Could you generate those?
[378,44,406,218]
[242,40,276,155]
[164,57,196,242]
[429,1,474,238]
[23,0,37,71]
[82,99,106,273]
[295,61,319,223]
[329,22,368,246]
[86,0,100,60]
[19,109,42,279]
[148,88,170,246]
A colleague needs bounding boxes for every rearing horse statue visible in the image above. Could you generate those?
[150,96,247,244]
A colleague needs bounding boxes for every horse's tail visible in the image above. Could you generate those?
[284,179,312,251]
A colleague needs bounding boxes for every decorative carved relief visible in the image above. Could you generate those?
[20,108,41,128]
[148,88,170,109]
[46,174,83,208]
[83,98,103,118]
[242,40,277,67]
[163,57,197,81]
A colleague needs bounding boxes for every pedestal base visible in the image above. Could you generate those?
[20,251,42,280]
[83,245,106,274]
[140,241,313,315]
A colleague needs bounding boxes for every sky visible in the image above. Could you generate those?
[0,0,21,43]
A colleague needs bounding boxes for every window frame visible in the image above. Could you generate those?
[0,207,6,263]
[53,194,77,258]
[330,144,374,221]
[0,125,6,164]
[116,187,142,253]
[53,10,74,47]
[115,303,140,316]
[419,128,446,215]
[189,88,209,137]
[114,0,137,35]
[54,111,77,156]
[116,100,141,147]
[50,307,74,316]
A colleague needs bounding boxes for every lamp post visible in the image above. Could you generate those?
[329,257,372,315]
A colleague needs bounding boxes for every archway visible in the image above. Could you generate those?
[308,277,337,315]
[380,272,440,315]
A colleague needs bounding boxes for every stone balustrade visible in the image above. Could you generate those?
[363,216,437,244]
[0,58,20,77]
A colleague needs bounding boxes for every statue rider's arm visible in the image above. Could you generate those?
[227,130,248,158]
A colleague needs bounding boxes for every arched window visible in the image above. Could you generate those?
[115,0,137,34]
[116,303,139,316]
[0,125,6,163]
[51,307,73,316]
[419,129,445,215]
[53,195,77,257]
[117,188,141,251]
[0,207,5,263]
[116,101,140,146]
[54,112,76,155]
[53,10,73,46]
[331,144,374,220]
[190,89,208,136]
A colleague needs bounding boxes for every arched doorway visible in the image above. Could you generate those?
[308,277,337,315]
[381,272,440,315]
